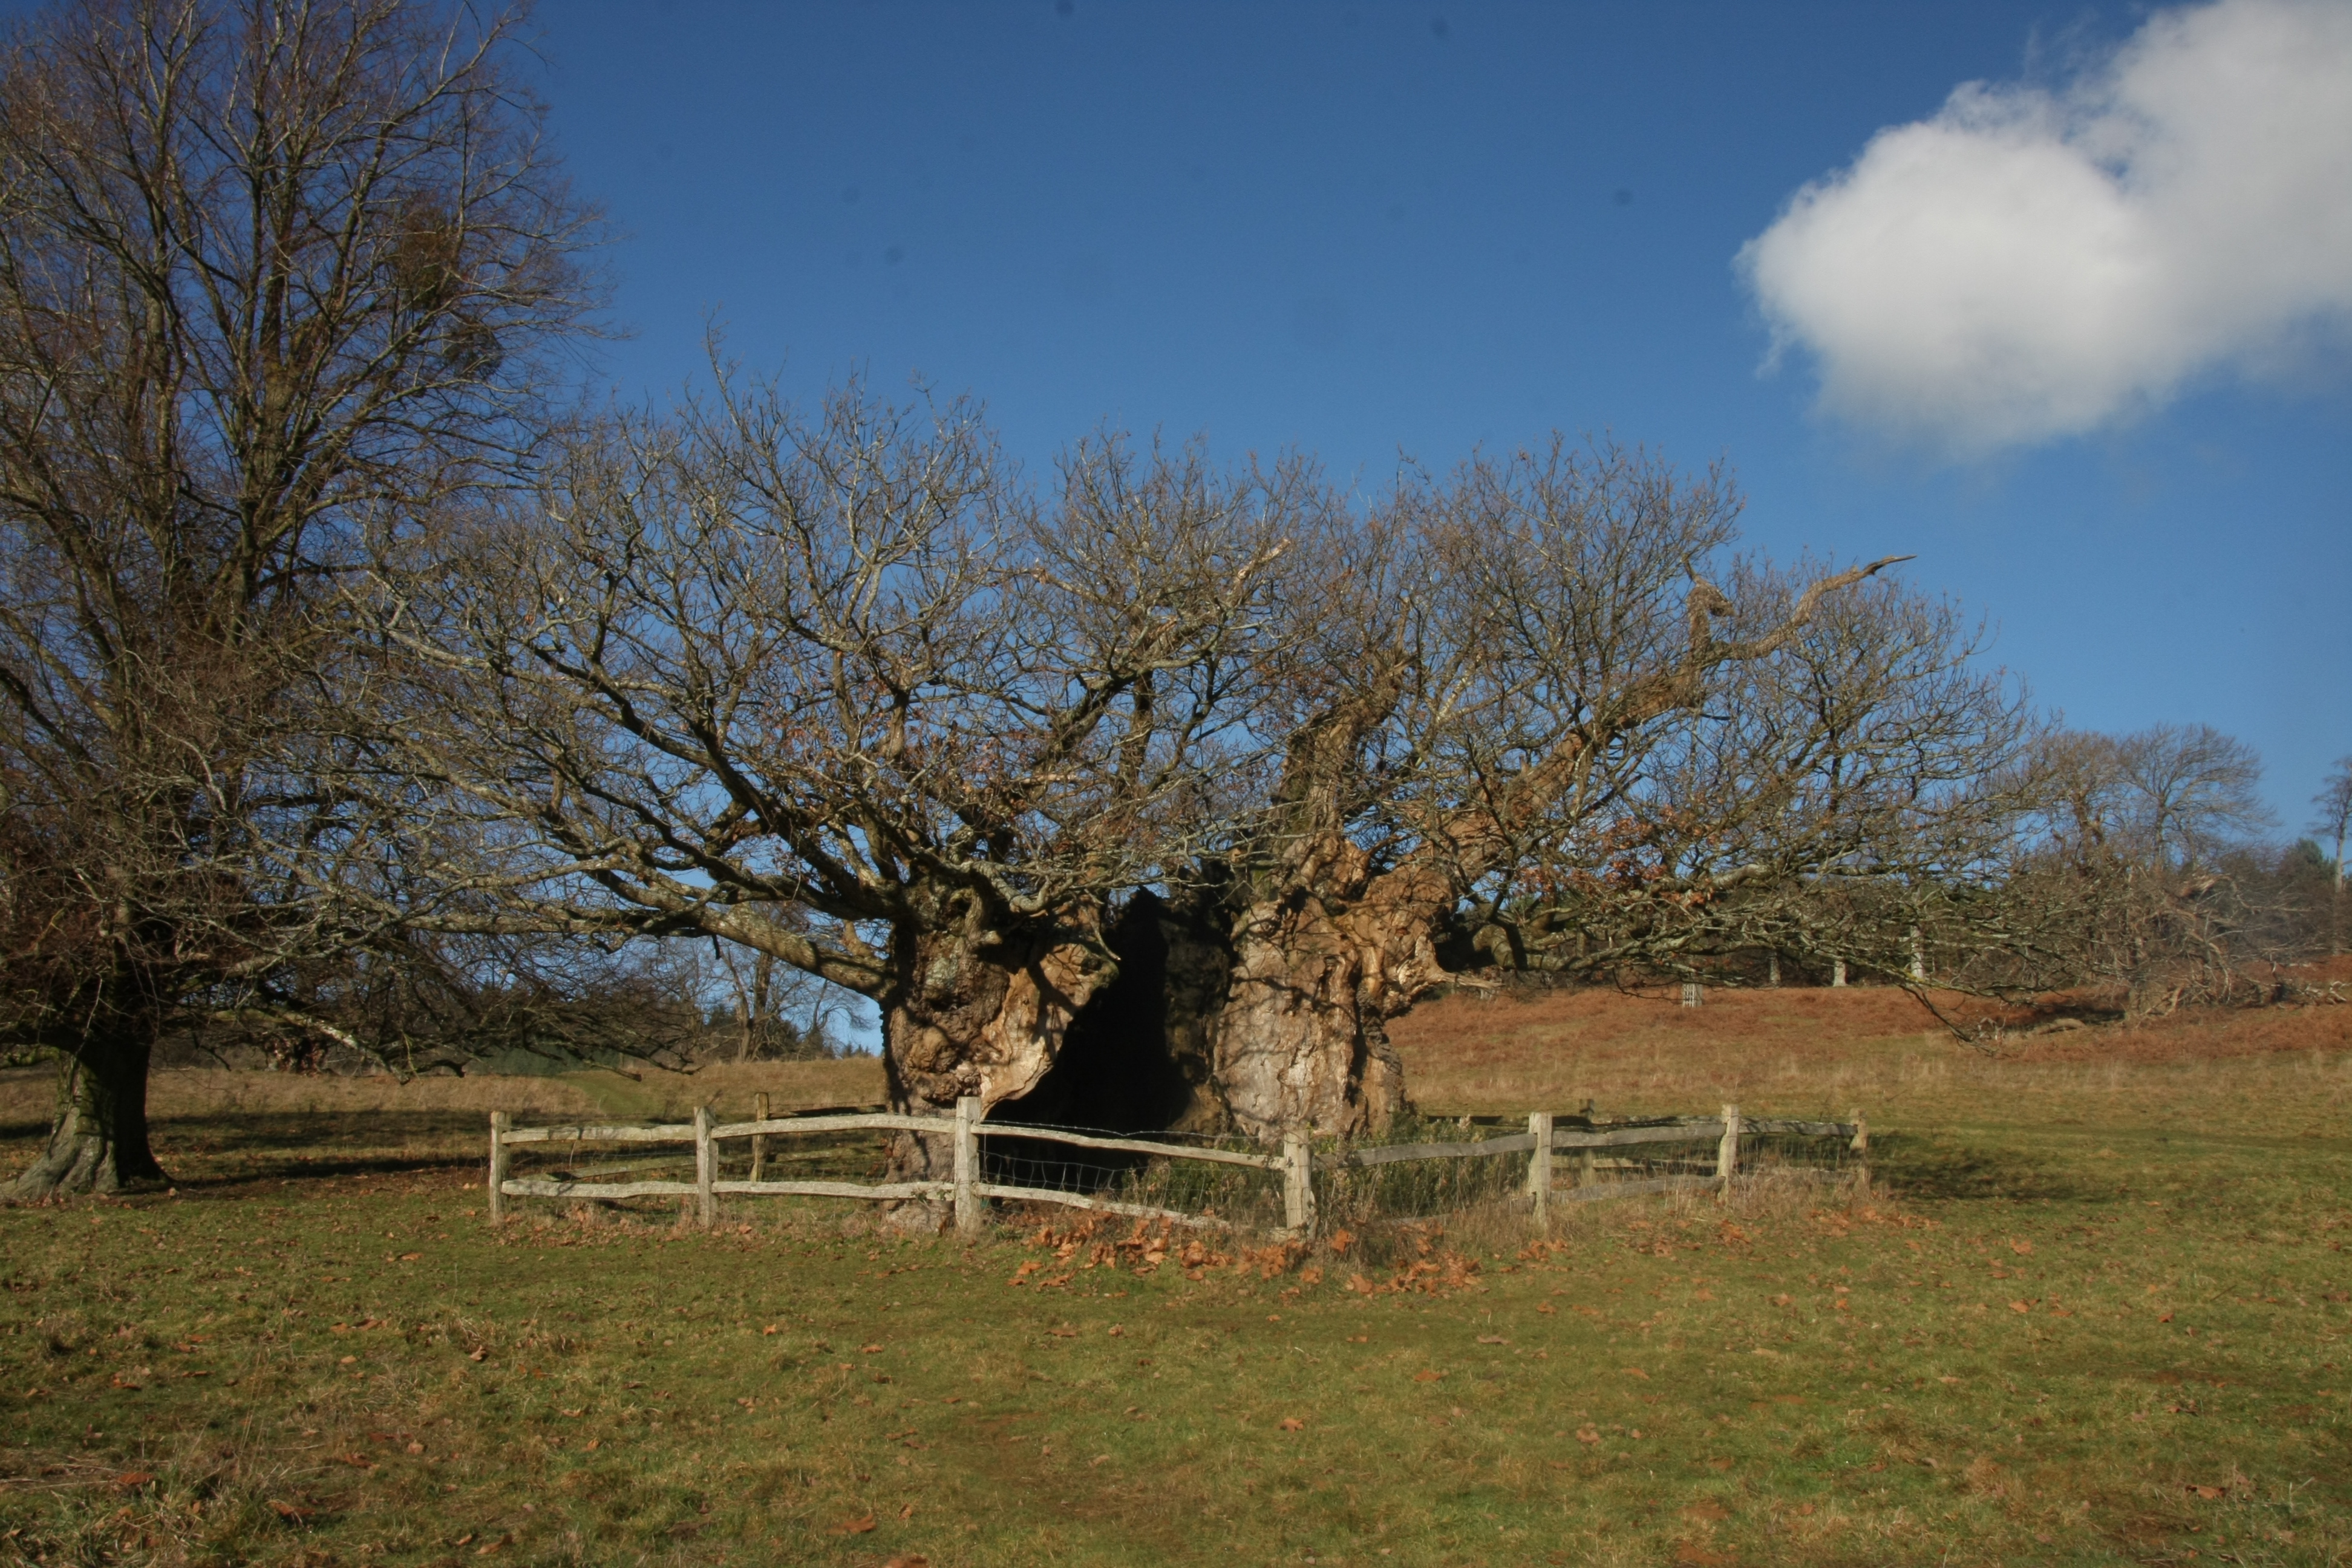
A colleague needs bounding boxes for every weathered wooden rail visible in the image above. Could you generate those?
[1322,1105,1870,1223]
[488,1099,1866,1236]
[489,1097,1315,1235]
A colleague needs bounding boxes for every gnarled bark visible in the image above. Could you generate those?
[1210,841,1443,1140]
[878,888,1116,1206]
[8,1022,166,1200]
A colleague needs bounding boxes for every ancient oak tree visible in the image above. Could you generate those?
[360,380,1308,1186]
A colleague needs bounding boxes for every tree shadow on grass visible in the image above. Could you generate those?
[1872,1131,2099,1204]
[148,1111,486,1191]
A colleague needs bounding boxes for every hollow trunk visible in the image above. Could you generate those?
[988,890,1229,1138]
[1209,837,1444,1142]
[8,1018,167,1199]
[876,886,1116,1213]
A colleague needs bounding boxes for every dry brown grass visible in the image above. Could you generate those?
[1390,979,2352,1138]
[0,1056,885,1132]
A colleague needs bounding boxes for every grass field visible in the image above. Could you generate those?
[4,984,2350,1567]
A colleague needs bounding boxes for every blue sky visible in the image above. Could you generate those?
[541,1,2349,833]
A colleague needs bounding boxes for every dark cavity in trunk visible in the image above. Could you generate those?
[981,890,1231,1192]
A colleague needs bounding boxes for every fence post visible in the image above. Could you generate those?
[1680,982,1703,1008]
[1717,1103,1741,1198]
[694,1105,716,1229]
[1527,1111,1553,1227]
[954,1095,981,1236]
[1849,1109,1870,1197]
[488,1111,509,1223]
[750,1091,769,1184]
[1281,1131,1315,1236]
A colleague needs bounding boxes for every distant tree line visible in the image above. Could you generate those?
[1,0,2341,1200]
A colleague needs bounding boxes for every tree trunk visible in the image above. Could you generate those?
[8,1022,167,1199]
[876,887,1115,1215]
[1209,837,1440,1142]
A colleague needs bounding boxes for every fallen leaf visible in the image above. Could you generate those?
[2009,1301,2033,1314]
[113,1471,154,1490]
[407,1441,425,1454]
[2010,1240,2033,1255]
[898,1502,915,1521]
[1683,1500,1731,1521]
[884,1558,930,1568]
[1576,1426,1601,1444]
[1673,1541,1737,1566]
[832,1514,877,1536]
[476,1535,508,1556]
[1413,1370,1445,1383]
[2190,1484,2224,1500]
[399,1252,422,1261]
[1708,1457,1734,1472]
[583,1439,600,1451]
[1477,1334,1508,1345]
[269,1499,312,1523]
[560,1407,584,1418]
[1279,1417,1305,1431]
[861,1344,883,1354]
[1624,1366,1650,1379]
[762,1324,779,1335]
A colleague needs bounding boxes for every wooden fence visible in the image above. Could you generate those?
[1325,1105,1870,1224]
[486,1099,1865,1236]
[489,1097,1313,1235]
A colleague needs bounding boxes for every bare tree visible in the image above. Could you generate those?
[2314,756,2351,893]
[352,374,1310,1188]
[1442,556,2046,996]
[2111,723,2273,869]
[1993,725,2317,1012]
[1182,441,1925,1137]
[0,0,599,1197]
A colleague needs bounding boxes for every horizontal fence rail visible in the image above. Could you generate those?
[487,1099,1868,1235]
[488,1099,1316,1235]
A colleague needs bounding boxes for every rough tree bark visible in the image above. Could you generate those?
[879,891,1117,1192]
[7,1011,166,1197]
[1209,842,1437,1140]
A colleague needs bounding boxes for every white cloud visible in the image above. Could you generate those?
[1737,0,2352,452]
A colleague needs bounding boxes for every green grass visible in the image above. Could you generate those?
[4,1063,2352,1567]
